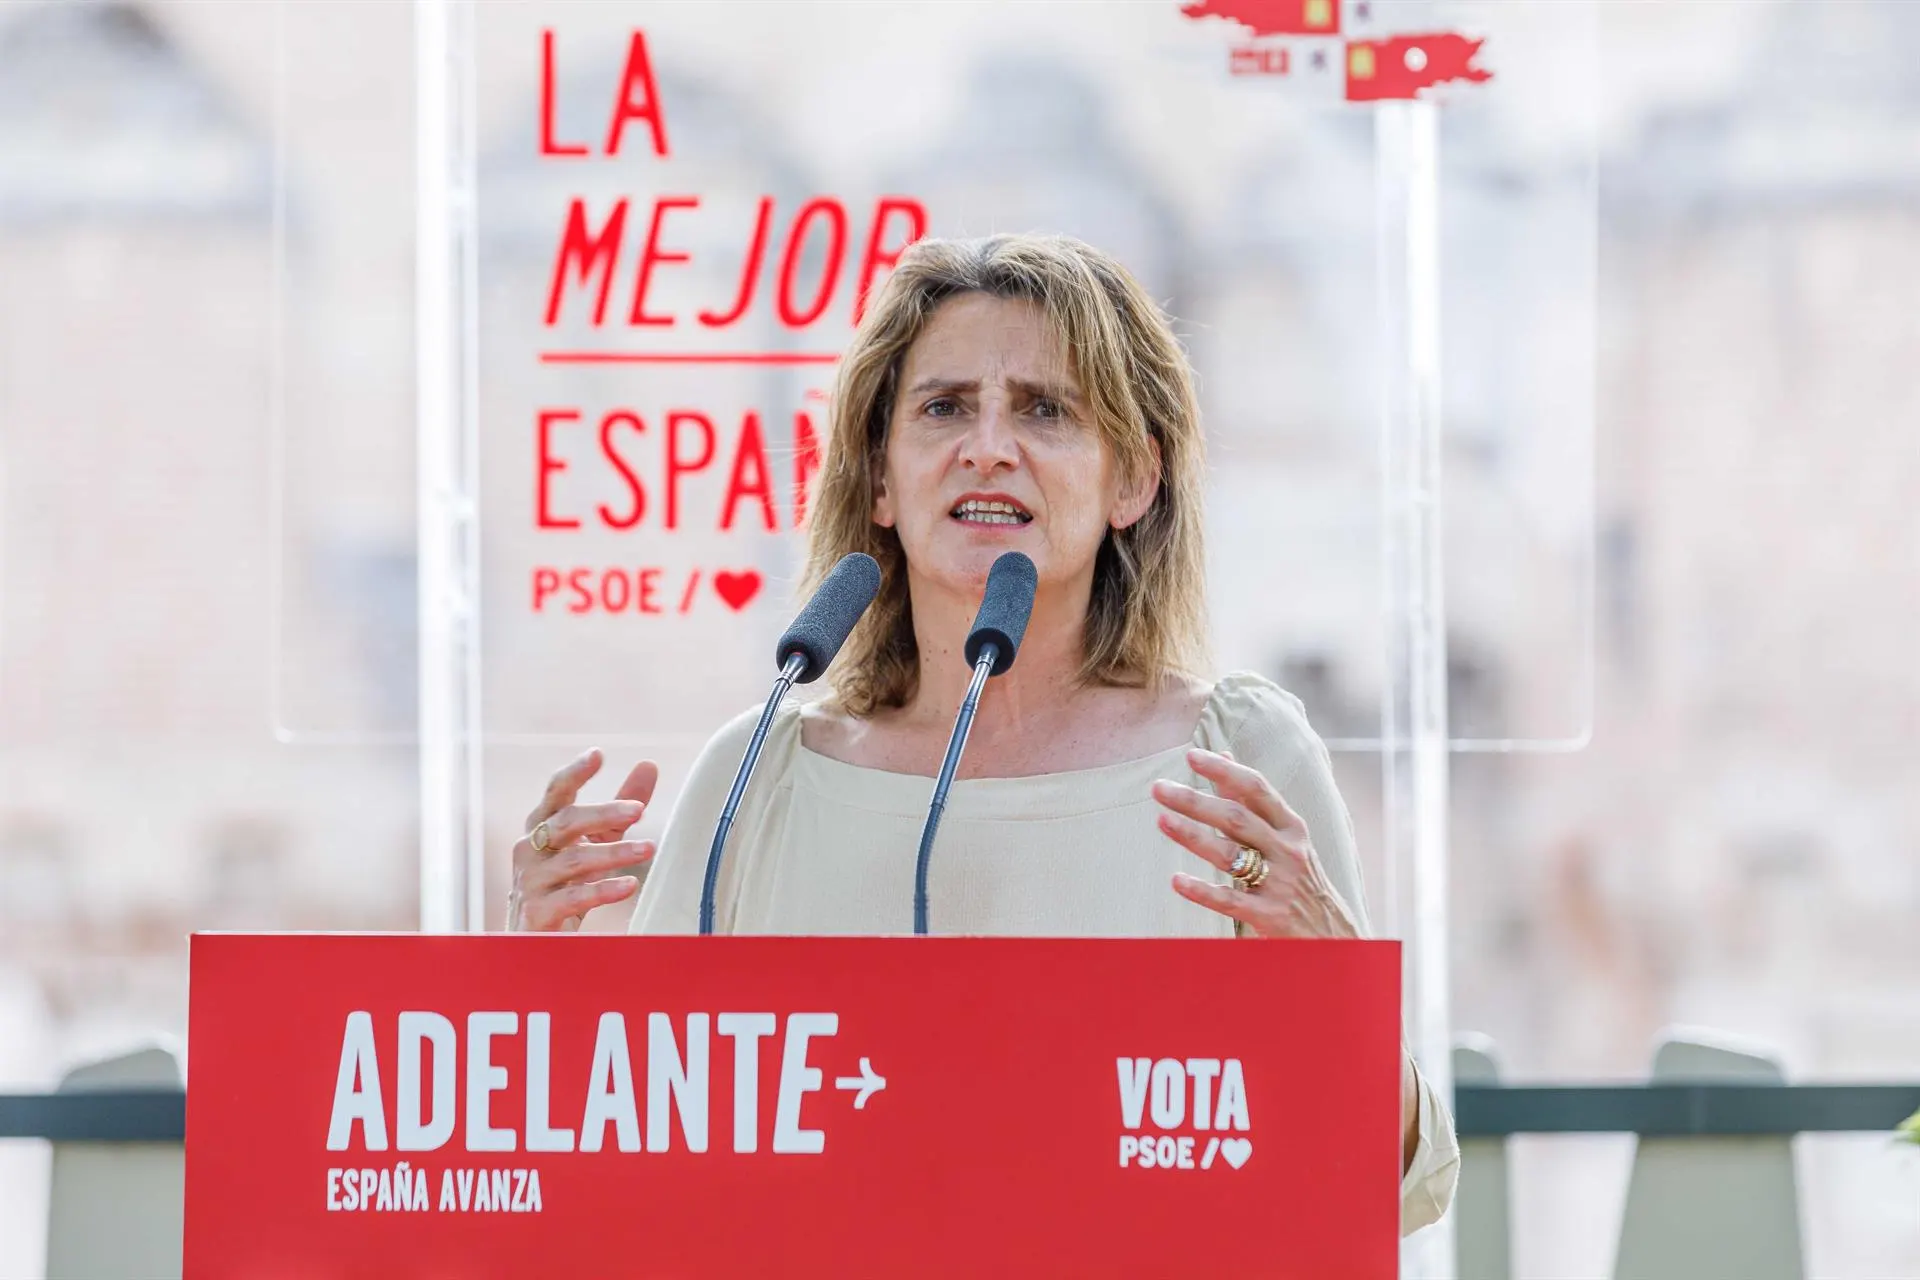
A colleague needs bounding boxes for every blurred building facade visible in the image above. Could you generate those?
[0,1,1916,1275]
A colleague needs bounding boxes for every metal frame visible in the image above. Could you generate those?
[8,1084,1916,1144]
[1377,96,1457,1280]
[0,1092,186,1142]
[1455,1083,1920,1138]
[415,0,486,933]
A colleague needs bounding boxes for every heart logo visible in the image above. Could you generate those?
[1220,1138,1253,1170]
[713,569,763,612]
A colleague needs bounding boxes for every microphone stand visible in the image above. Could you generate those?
[913,643,999,935]
[699,650,808,935]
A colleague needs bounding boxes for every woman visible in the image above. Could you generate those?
[507,233,1459,1234]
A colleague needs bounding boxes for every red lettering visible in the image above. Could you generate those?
[720,412,777,532]
[793,411,822,527]
[605,31,670,157]
[699,196,773,329]
[538,403,840,535]
[666,411,715,531]
[776,198,848,329]
[540,30,589,156]
[852,198,927,325]
[1229,46,1290,76]
[597,411,648,528]
[545,199,628,326]
[600,569,631,613]
[630,197,698,327]
[529,567,675,615]
[566,569,594,613]
[537,410,581,529]
[532,567,561,610]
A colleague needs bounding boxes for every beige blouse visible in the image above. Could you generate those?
[630,670,1459,1235]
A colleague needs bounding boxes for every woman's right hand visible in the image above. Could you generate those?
[507,749,660,932]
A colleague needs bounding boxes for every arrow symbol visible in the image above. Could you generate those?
[833,1057,887,1109]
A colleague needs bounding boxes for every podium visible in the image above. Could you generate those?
[185,933,1402,1277]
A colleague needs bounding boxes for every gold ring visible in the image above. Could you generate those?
[529,820,554,854]
[1229,846,1269,891]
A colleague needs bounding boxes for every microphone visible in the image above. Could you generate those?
[699,553,882,934]
[776,552,885,684]
[913,551,1038,934]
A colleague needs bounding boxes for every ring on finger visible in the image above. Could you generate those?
[529,820,555,855]
[1229,845,1270,891]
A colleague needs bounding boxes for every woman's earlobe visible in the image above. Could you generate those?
[1111,440,1163,531]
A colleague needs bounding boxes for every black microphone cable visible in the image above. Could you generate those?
[698,552,882,934]
[912,551,1038,935]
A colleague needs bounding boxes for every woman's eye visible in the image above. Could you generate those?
[1032,398,1062,420]
[924,396,960,417]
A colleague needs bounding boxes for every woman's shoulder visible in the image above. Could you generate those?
[682,697,807,795]
[1195,670,1323,779]
[792,694,871,763]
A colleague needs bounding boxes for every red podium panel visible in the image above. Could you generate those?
[186,934,1400,1278]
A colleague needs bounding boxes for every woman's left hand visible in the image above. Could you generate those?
[1152,748,1362,940]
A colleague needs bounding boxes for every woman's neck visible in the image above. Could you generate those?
[900,572,1092,735]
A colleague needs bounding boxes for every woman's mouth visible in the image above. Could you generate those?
[949,498,1034,527]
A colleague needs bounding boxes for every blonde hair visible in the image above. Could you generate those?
[803,233,1209,714]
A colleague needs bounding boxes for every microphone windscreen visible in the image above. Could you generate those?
[964,552,1038,675]
[776,553,883,683]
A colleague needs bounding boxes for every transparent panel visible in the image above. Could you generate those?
[1451,3,1920,1277]
[436,2,1606,964]
[267,3,418,742]
[440,0,1599,759]
[0,4,417,1273]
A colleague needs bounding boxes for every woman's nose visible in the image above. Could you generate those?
[956,403,1020,472]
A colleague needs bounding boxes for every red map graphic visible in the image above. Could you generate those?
[1345,33,1491,101]
[1179,0,1342,37]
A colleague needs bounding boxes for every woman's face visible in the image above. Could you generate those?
[873,293,1154,600]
